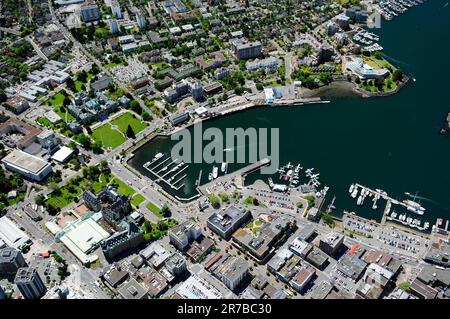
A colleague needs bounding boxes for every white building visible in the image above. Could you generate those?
[2,150,53,182]
[0,216,32,250]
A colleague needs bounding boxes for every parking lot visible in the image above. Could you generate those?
[376,227,428,257]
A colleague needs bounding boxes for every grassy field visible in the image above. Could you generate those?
[45,186,83,209]
[74,80,85,92]
[111,112,147,134]
[131,194,145,207]
[112,178,136,197]
[146,201,163,217]
[47,92,65,106]
[92,124,127,149]
[53,106,75,123]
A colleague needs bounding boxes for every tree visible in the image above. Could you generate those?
[35,194,45,205]
[126,125,135,139]
[63,96,71,106]
[392,69,404,82]
[141,111,152,122]
[161,204,171,217]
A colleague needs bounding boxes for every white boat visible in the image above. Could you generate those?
[357,195,363,205]
[154,152,163,161]
[221,162,228,173]
[349,184,355,194]
[407,206,425,215]
[212,166,218,179]
[208,173,213,181]
[351,187,359,198]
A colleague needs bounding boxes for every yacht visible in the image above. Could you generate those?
[212,166,218,179]
[351,187,359,198]
[153,153,163,161]
[357,195,363,206]
[208,173,213,181]
[349,184,355,194]
[221,162,228,173]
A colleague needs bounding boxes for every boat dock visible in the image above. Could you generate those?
[143,154,189,191]
[198,158,271,194]
[350,183,429,232]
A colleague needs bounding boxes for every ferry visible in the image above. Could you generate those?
[212,166,218,179]
[221,162,228,173]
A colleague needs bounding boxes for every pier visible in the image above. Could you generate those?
[198,158,271,194]
[351,183,430,233]
[143,155,189,191]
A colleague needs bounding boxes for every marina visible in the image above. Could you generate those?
[348,183,431,232]
[143,153,189,191]
[376,0,426,21]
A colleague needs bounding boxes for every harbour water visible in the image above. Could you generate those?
[130,0,450,226]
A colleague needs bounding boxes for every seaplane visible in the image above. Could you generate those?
[310,173,320,179]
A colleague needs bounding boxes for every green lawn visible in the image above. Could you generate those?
[37,117,56,129]
[53,106,75,123]
[92,124,127,149]
[74,80,85,92]
[47,92,65,106]
[112,178,136,197]
[92,174,110,193]
[146,201,163,217]
[45,186,83,209]
[131,194,145,207]
[111,112,148,134]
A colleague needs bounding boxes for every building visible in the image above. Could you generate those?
[207,206,251,240]
[305,247,329,270]
[108,19,119,34]
[230,39,262,60]
[139,243,171,269]
[0,217,32,250]
[37,130,59,153]
[345,56,389,80]
[345,6,368,23]
[245,57,280,73]
[138,267,168,298]
[50,215,110,265]
[4,96,30,114]
[111,1,122,19]
[0,285,5,299]
[318,232,344,256]
[117,278,148,299]
[101,222,144,260]
[337,253,368,282]
[15,267,47,299]
[0,118,41,150]
[327,21,339,36]
[335,14,350,30]
[102,265,129,288]
[83,186,131,222]
[51,146,74,163]
[2,150,53,182]
[210,255,248,291]
[165,253,187,277]
[136,13,147,29]
[214,68,230,80]
[291,266,316,292]
[0,247,26,275]
[80,3,100,23]
[309,280,334,299]
[175,274,223,299]
[232,216,296,263]
[335,32,349,45]
[68,92,118,125]
[289,237,313,258]
[169,112,189,126]
[203,82,223,96]
[168,220,202,251]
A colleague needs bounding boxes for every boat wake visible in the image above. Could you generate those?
[444,2,448,8]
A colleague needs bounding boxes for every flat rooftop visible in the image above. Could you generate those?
[2,150,50,175]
